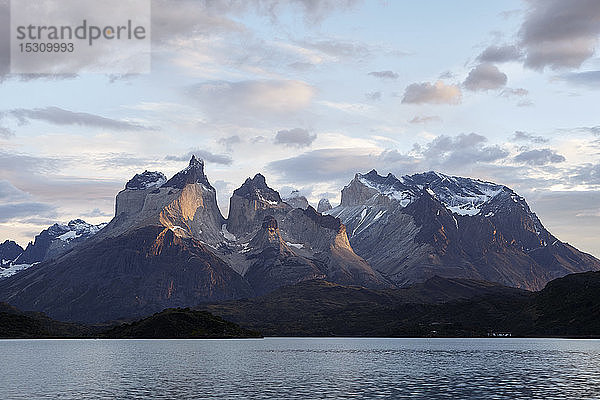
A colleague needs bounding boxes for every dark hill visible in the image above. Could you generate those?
[198,277,532,337]
[198,272,600,337]
[102,308,261,338]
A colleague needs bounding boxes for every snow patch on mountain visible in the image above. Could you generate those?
[357,170,508,217]
[125,171,167,190]
[0,263,35,279]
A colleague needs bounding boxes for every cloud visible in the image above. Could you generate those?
[477,45,522,63]
[0,180,57,223]
[165,149,233,165]
[414,133,509,169]
[500,88,529,98]
[95,153,154,168]
[268,148,413,183]
[401,81,462,104]
[81,208,113,218]
[0,152,63,177]
[0,180,30,202]
[558,71,600,87]
[463,63,507,91]
[218,135,242,151]
[368,70,399,79]
[188,80,315,120]
[514,149,566,165]
[268,133,511,185]
[296,38,372,60]
[409,115,442,124]
[365,91,382,101]
[274,128,317,148]
[511,131,549,144]
[0,203,57,223]
[519,0,600,70]
[5,107,156,131]
[569,163,600,185]
[0,126,14,138]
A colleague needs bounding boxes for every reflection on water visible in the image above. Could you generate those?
[1,338,599,399]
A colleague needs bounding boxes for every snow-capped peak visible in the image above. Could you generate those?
[125,171,167,190]
[356,170,509,216]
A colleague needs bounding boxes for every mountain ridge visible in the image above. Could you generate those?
[0,156,598,323]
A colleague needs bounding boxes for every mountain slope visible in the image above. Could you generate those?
[0,226,253,323]
[327,170,600,290]
[18,219,106,264]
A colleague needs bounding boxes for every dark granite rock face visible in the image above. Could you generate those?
[244,216,326,296]
[0,241,23,266]
[317,198,332,213]
[163,156,214,190]
[125,171,167,190]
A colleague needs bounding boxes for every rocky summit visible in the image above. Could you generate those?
[326,170,600,290]
[0,156,598,323]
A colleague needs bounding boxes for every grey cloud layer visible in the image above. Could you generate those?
[519,0,600,70]
[165,150,232,165]
[268,133,510,184]
[514,149,566,165]
[463,64,507,91]
[4,107,156,131]
[274,128,316,148]
[477,45,522,63]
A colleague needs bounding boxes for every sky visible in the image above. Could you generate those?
[0,0,599,257]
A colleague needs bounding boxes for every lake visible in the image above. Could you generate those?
[1,338,599,399]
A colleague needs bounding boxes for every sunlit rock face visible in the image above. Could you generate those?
[106,156,225,244]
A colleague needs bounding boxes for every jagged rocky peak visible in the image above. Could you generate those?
[125,171,167,190]
[403,171,509,216]
[17,219,107,265]
[317,198,332,213]
[340,169,409,207]
[303,206,342,232]
[345,169,513,217]
[283,190,309,210]
[234,174,281,204]
[163,155,213,190]
[0,240,24,266]
[227,174,290,237]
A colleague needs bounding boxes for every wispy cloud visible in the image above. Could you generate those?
[4,107,157,131]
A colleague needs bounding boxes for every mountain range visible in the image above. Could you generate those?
[0,156,598,323]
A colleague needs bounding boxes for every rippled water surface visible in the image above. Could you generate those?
[1,338,600,399]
